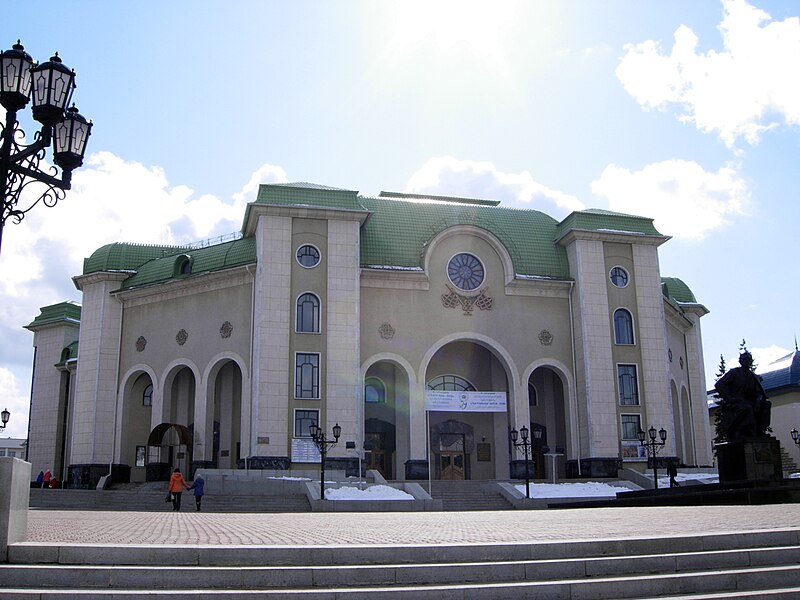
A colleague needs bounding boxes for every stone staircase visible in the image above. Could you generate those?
[29,485,311,513]
[429,479,513,510]
[3,529,800,598]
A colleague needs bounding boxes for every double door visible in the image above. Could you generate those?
[439,433,465,480]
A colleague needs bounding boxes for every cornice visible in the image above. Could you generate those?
[556,228,670,248]
[113,265,253,307]
[243,203,370,236]
[72,271,131,291]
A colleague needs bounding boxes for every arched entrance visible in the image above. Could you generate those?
[209,360,243,469]
[146,423,193,481]
[363,361,408,479]
[119,371,154,482]
[425,340,510,481]
[528,366,568,481]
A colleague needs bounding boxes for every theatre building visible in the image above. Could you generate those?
[24,183,712,488]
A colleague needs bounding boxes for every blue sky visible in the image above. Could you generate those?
[1,0,798,439]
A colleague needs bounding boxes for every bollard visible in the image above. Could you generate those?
[0,457,31,562]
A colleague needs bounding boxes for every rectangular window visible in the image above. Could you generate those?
[618,364,639,405]
[295,409,320,438]
[620,414,642,440]
[135,446,146,467]
[295,353,320,399]
[0,450,5,456]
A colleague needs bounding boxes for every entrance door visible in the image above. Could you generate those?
[439,433,465,480]
[364,432,387,478]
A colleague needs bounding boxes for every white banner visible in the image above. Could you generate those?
[425,390,507,413]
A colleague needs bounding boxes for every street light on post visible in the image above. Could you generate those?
[511,425,541,498]
[638,426,667,490]
[309,422,341,500]
[0,408,9,431]
[0,40,93,256]
[791,428,799,449]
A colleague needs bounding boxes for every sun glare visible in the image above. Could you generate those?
[387,0,519,70]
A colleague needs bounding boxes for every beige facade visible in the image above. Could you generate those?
[25,184,712,487]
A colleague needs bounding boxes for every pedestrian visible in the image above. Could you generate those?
[168,468,189,512]
[43,469,52,488]
[187,474,205,512]
[667,462,680,488]
[36,470,44,488]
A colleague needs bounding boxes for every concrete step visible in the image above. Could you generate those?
[3,530,799,598]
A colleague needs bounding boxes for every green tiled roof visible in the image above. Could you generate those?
[661,277,697,303]
[26,301,81,329]
[360,195,570,278]
[84,243,191,275]
[122,236,256,289]
[555,209,662,240]
[255,183,364,212]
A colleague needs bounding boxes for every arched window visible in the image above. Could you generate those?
[143,383,153,407]
[174,254,192,277]
[426,375,476,391]
[614,308,634,345]
[296,293,320,333]
[364,377,386,404]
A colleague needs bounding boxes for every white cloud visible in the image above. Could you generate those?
[405,156,584,216]
[0,367,29,439]
[616,0,800,146]
[591,159,749,239]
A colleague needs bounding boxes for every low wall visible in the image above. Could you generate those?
[1,457,31,562]
[194,468,346,496]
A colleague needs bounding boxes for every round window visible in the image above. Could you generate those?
[447,253,485,291]
[296,244,320,268]
[609,266,629,288]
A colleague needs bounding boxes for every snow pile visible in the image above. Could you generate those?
[656,472,719,486]
[324,484,415,501]
[514,482,629,498]
[268,476,312,481]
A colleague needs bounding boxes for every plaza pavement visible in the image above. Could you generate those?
[25,503,800,547]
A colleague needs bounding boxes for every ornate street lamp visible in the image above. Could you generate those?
[0,408,9,431]
[0,40,92,255]
[309,422,341,500]
[791,428,799,449]
[510,425,542,498]
[638,426,667,490]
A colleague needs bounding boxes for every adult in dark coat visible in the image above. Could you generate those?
[714,351,770,441]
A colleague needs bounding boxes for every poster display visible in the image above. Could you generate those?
[424,390,507,413]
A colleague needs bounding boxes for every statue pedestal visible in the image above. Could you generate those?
[716,437,783,484]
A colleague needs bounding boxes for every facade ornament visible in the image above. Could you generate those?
[538,330,553,346]
[220,321,233,339]
[176,329,188,346]
[135,336,147,352]
[441,285,493,315]
[379,322,395,340]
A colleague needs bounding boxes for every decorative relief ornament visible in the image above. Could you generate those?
[176,329,188,346]
[220,321,233,339]
[538,330,553,346]
[441,285,493,315]
[379,322,395,340]
[135,336,147,352]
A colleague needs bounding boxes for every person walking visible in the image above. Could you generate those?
[187,474,205,512]
[168,468,189,512]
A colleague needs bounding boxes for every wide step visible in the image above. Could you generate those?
[3,531,800,598]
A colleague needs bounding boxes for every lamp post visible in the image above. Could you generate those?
[791,428,799,449]
[0,40,93,256]
[0,408,9,431]
[309,422,341,500]
[510,425,542,498]
[638,426,667,490]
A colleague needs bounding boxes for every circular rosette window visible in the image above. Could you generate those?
[447,253,485,291]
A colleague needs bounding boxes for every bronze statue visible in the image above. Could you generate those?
[714,351,771,442]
